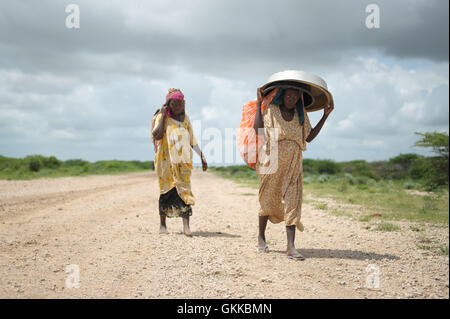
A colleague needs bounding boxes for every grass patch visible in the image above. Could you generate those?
[438,246,449,256]
[209,166,259,188]
[409,226,423,232]
[417,236,434,245]
[373,222,401,232]
[314,203,328,210]
[416,239,449,256]
[417,245,434,251]
[306,178,448,224]
[358,215,372,222]
[331,210,352,218]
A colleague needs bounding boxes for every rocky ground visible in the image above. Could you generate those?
[0,169,448,298]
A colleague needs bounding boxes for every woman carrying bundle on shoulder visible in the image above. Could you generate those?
[253,86,333,260]
[152,88,208,237]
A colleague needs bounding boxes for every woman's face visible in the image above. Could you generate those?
[168,99,185,116]
[283,89,300,110]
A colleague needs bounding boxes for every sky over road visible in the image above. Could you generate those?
[0,0,448,164]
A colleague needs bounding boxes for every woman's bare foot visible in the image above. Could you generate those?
[159,225,168,234]
[159,215,167,234]
[258,235,269,253]
[258,216,269,253]
[286,248,305,260]
[182,216,192,237]
[285,225,303,259]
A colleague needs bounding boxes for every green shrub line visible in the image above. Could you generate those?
[208,158,449,224]
[0,155,154,180]
[209,151,449,191]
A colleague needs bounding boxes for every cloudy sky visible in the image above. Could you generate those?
[0,0,448,165]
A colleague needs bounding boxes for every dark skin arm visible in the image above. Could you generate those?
[306,99,334,142]
[252,86,334,141]
[253,87,264,134]
[152,104,169,140]
[151,103,208,171]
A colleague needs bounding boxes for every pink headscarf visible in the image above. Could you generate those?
[166,88,184,103]
[165,88,184,118]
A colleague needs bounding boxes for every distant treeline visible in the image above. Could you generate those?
[211,131,449,191]
[1,152,448,189]
[0,155,154,180]
[303,153,448,183]
[210,152,449,191]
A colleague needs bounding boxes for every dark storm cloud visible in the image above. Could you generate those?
[0,0,448,162]
[0,0,447,79]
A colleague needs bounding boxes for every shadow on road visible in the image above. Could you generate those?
[189,231,242,238]
[272,248,399,260]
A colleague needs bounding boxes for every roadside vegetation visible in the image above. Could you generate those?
[210,132,449,225]
[0,155,153,180]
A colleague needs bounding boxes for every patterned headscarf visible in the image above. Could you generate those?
[166,88,184,104]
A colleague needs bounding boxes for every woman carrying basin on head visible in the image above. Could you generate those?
[253,83,333,260]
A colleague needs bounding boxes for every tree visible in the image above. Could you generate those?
[413,131,449,189]
[414,132,449,159]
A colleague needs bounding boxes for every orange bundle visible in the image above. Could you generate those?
[237,89,279,169]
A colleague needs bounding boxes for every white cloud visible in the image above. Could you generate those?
[0,1,448,163]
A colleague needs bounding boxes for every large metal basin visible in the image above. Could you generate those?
[261,70,333,112]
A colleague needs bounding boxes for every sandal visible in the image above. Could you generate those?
[287,251,305,261]
[257,245,269,253]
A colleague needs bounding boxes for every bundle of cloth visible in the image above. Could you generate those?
[237,87,306,169]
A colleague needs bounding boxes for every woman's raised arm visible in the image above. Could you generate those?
[152,104,169,140]
[253,87,265,134]
[306,100,334,143]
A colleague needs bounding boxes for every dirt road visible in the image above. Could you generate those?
[0,170,448,298]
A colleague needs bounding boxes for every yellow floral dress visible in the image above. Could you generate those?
[256,103,312,231]
[153,113,198,217]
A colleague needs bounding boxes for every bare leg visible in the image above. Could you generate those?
[182,216,192,237]
[159,215,168,234]
[286,225,296,253]
[258,216,269,252]
[286,225,304,260]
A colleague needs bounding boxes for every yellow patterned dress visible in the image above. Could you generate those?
[256,103,312,231]
[153,113,198,217]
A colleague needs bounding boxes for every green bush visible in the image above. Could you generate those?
[343,173,355,185]
[317,174,330,183]
[342,160,380,181]
[82,162,90,173]
[389,153,422,166]
[408,157,428,180]
[317,160,341,174]
[28,157,41,172]
[64,159,89,167]
[303,175,315,184]
[302,159,316,174]
[413,132,449,189]
[25,155,48,172]
[337,181,349,192]
[43,156,62,169]
[303,159,341,175]
[355,176,368,185]
[403,180,415,189]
